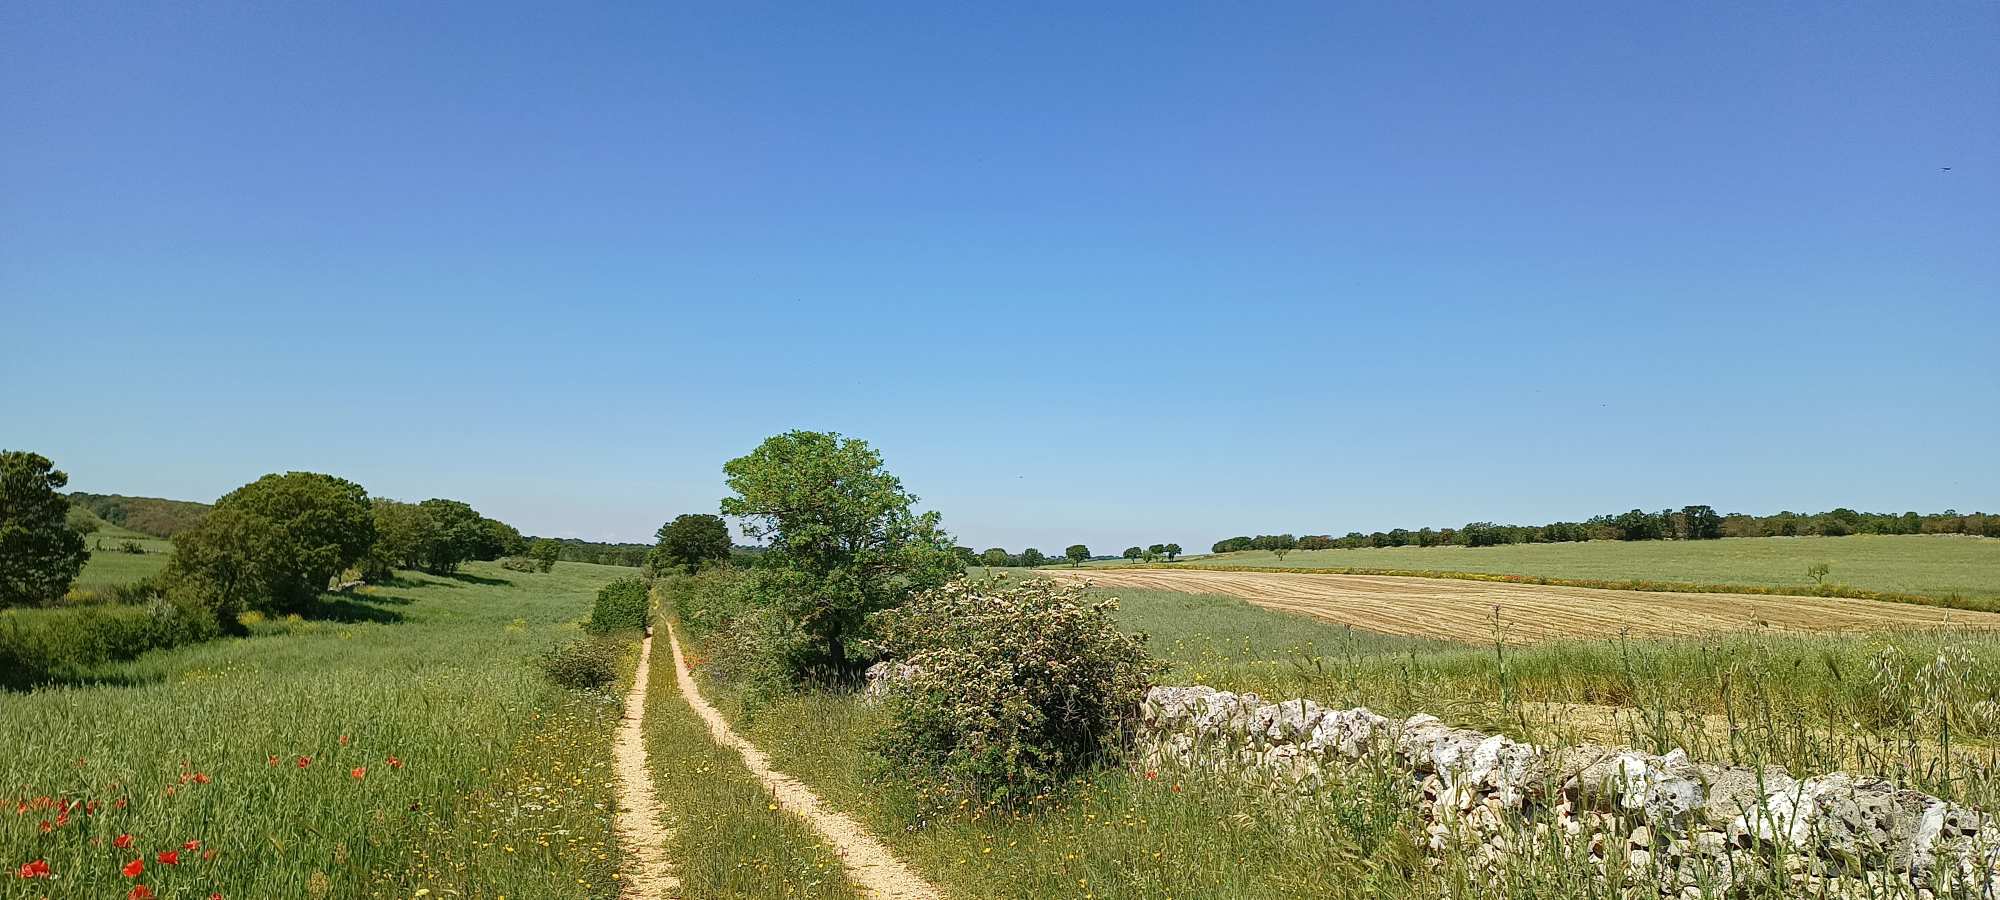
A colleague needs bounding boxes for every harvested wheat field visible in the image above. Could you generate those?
[1040,568,2000,643]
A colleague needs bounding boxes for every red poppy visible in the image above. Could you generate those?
[156,850,179,866]
[129,886,156,900]
[114,797,128,809]
[349,767,366,780]
[296,756,311,769]
[115,834,135,849]
[37,820,51,833]
[211,894,225,900]
[1171,783,1183,793]
[17,859,52,879]
[338,735,350,746]
[1145,770,1158,781]
[183,840,201,851]
[193,772,211,785]
[201,850,216,861]
[122,858,144,877]
[386,756,403,769]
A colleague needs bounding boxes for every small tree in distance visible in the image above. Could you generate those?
[651,513,732,574]
[1122,546,1142,563]
[530,539,561,572]
[980,548,1009,568]
[1163,542,1182,561]
[1064,544,1090,566]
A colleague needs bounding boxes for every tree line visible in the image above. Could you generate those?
[0,449,547,615]
[1212,505,2000,555]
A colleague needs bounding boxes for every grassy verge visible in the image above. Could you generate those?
[642,634,861,898]
[708,677,1427,900]
[0,560,633,898]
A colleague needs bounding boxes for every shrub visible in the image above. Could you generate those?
[536,636,620,690]
[587,577,651,634]
[500,555,539,572]
[119,540,146,554]
[0,595,223,689]
[870,576,1162,802]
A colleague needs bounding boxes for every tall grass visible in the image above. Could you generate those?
[0,561,635,898]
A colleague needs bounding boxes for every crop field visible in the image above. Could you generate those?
[71,524,173,590]
[0,560,635,898]
[1042,566,2000,643]
[1124,534,2000,600]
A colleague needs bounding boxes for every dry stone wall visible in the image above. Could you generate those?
[1140,686,2000,898]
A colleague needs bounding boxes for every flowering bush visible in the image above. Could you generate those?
[870,576,1161,801]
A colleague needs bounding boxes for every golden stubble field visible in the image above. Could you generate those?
[1041,568,2000,643]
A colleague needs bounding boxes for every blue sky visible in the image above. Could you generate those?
[4,1,1995,552]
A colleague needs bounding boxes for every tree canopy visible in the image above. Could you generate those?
[206,471,375,606]
[721,430,960,678]
[650,513,733,574]
[0,450,90,607]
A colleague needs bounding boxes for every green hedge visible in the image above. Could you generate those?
[0,598,222,689]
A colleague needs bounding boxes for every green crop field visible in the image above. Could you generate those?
[1111,534,2000,600]
[0,560,636,898]
[70,523,174,591]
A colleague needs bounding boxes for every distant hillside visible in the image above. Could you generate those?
[66,492,212,537]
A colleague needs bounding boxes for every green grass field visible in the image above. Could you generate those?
[70,523,173,590]
[1105,534,2000,599]
[0,560,636,899]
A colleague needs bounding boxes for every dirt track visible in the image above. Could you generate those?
[665,624,942,900]
[1040,568,2000,643]
[614,635,680,898]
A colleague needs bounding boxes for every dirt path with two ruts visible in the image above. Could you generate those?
[1042,568,2000,643]
[613,634,680,897]
[662,622,942,900]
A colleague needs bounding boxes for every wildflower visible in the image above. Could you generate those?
[350,767,367,780]
[1145,770,1158,781]
[37,820,51,833]
[129,886,156,900]
[193,772,211,785]
[123,858,145,877]
[202,850,217,861]
[18,859,52,879]
[183,840,202,850]
[115,833,135,849]
[157,850,180,865]
[339,734,350,746]
[211,894,224,900]
[297,756,311,769]
[386,756,403,769]
[1171,783,1182,792]
[268,756,280,767]
[115,797,128,809]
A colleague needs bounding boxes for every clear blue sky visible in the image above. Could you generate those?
[4,2,1995,552]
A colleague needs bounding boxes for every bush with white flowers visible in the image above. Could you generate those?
[870,576,1161,801]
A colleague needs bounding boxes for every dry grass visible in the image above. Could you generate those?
[1042,568,2000,643]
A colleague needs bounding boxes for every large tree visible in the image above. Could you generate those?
[721,430,960,678]
[206,471,374,607]
[0,450,90,606]
[1064,544,1091,566]
[650,513,733,574]
[415,498,485,574]
[163,506,283,622]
